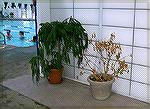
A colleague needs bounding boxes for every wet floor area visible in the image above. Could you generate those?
[0,45,50,109]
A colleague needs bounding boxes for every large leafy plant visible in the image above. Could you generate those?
[29,17,88,82]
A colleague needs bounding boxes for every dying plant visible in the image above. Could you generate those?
[80,33,130,82]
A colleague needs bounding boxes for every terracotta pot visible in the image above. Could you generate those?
[48,66,64,84]
[87,74,115,100]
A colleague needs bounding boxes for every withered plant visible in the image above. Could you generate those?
[80,33,130,82]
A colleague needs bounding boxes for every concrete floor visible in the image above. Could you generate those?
[0,45,150,109]
[0,45,50,109]
[2,75,150,109]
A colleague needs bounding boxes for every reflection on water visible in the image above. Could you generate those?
[0,20,36,47]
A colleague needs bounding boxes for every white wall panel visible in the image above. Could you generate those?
[119,46,132,63]
[37,1,51,30]
[103,2,134,8]
[102,2,134,8]
[135,10,148,28]
[85,43,97,56]
[131,82,148,102]
[74,1,99,8]
[37,2,51,23]
[82,25,100,39]
[50,9,73,22]
[63,65,75,79]
[147,85,150,103]
[103,10,134,27]
[102,27,133,45]
[134,29,148,47]
[51,0,73,8]
[148,10,150,103]
[133,47,148,66]
[74,9,99,25]
[132,65,149,83]
[136,0,150,9]
[112,79,130,95]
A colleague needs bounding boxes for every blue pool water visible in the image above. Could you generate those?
[0,20,36,47]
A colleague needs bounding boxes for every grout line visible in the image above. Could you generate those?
[103,8,150,10]
[73,0,76,79]
[147,0,150,103]
[129,0,137,96]
[50,8,99,9]
[44,7,150,10]
[102,24,150,30]
[50,0,52,22]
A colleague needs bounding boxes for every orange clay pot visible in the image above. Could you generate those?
[48,66,64,84]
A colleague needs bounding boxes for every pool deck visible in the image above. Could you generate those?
[0,45,50,109]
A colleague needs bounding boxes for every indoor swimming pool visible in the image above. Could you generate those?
[0,20,36,47]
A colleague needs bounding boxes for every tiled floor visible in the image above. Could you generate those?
[0,45,149,109]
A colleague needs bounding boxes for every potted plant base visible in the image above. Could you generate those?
[87,74,115,100]
[48,66,64,84]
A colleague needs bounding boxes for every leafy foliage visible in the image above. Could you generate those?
[29,16,88,82]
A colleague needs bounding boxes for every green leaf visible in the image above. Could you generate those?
[29,16,89,83]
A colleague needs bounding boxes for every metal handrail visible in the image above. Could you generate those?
[0,31,6,45]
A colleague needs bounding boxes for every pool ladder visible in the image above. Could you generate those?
[0,32,6,45]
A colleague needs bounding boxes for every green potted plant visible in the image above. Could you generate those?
[29,16,88,84]
[80,33,130,100]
